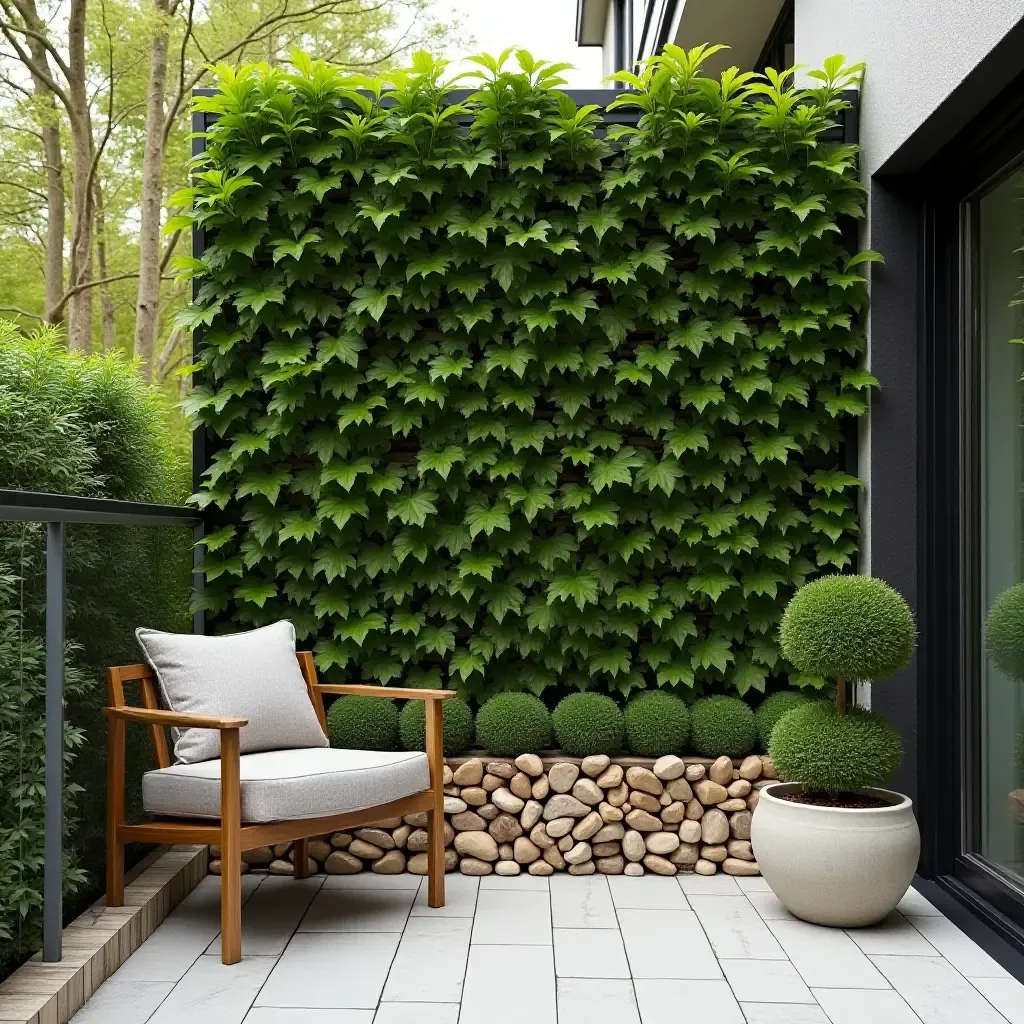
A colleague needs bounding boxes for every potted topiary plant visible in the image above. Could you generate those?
[751,574,920,927]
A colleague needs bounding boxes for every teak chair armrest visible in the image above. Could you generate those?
[314,683,457,700]
[103,705,249,730]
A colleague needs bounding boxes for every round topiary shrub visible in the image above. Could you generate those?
[552,693,624,756]
[780,575,916,683]
[755,690,813,751]
[475,693,552,756]
[398,697,474,756]
[624,691,690,756]
[327,695,399,751]
[985,583,1024,680]
[770,700,903,793]
[689,695,757,757]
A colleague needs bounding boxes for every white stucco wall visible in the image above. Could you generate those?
[795,0,1024,177]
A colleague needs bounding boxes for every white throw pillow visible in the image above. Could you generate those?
[135,621,328,764]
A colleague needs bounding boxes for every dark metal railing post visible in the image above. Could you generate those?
[43,519,65,963]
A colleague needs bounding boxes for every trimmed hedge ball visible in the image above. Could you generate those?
[755,690,812,751]
[985,583,1024,681]
[689,695,757,757]
[475,692,552,756]
[780,575,916,682]
[327,695,399,751]
[624,691,690,756]
[398,697,474,756]
[770,700,903,793]
[552,693,625,756]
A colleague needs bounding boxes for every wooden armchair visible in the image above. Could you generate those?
[105,651,454,964]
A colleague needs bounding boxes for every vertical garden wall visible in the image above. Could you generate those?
[181,46,875,710]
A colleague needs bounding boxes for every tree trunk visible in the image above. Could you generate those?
[134,0,172,381]
[67,0,94,351]
[94,183,116,349]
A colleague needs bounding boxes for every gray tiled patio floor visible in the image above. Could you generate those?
[71,868,1024,1024]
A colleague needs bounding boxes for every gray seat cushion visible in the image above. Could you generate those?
[142,747,429,823]
[135,621,328,763]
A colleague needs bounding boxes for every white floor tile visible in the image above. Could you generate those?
[147,954,276,1024]
[618,909,721,979]
[471,888,551,945]
[324,872,422,890]
[739,1003,830,1023]
[70,979,174,1023]
[971,976,1024,1024]
[549,876,618,929]
[813,987,924,1024]
[734,875,772,893]
[557,977,641,1024]
[208,876,324,956]
[688,895,786,959]
[299,886,416,932]
[906,915,1011,978]
[459,945,555,1024]
[375,1004,460,1024]
[255,932,401,1009]
[479,873,549,891]
[553,928,630,979]
[870,955,1009,1024]
[608,875,689,910]
[677,873,742,896]
[766,919,889,989]
[382,917,473,1003]
[744,891,797,921]
[720,958,815,1003]
[634,979,743,1023]
[411,873,478,918]
[845,913,939,957]
[245,1011,373,1024]
[896,887,943,916]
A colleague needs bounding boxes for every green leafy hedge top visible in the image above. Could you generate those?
[179,45,876,706]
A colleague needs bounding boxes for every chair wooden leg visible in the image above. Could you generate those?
[220,729,242,964]
[106,715,125,907]
[293,837,309,879]
[426,806,446,908]
[106,836,124,908]
[424,699,446,908]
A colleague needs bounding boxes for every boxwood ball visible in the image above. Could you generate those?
[327,694,399,751]
[755,690,812,751]
[398,696,474,756]
[985,583,1024,681]
[552,692,625,756]
[769,700,902,793]
[624,691,690,756]
[689,695,757,757]
[780,575,915,681]
[475,692,552,756]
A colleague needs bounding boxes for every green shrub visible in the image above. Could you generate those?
[327,695,400,751]
[780,575,916,682]
[690,695,757,757]
[475,693,551,756]
[985,584,1024,680]
[624,691,690,756]
[552,693,624,756]
[398,697,474,755]
[770,701,902,793]
[755,690,812,751]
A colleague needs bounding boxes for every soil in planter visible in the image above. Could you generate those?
[779,791,892,809]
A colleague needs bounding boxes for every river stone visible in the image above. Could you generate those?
[679,820,702,843]
[625,809,661,832]
[660,801,687,824]
[565,842,593,865]
[407,829,428,852]
[738,755,763,781]
[685,799,704,821]
[727,839,755,861]
[492,788,525,814]
[622,830,646,862]
[665,778,693,802]
[514,837,541,863]
[719,798,748,812]
[531,823,555,848]
[670,842,700,866]
[482,774,502,792]
[404,812,429,827]
[544,794,591,820]
[694,779,729,805]
[730,811,752,840]
[453,759,483,786]
[596,764,624,789]
[645,832,681,856]
[515,753,544,777]
[372,816,403,829]
[626,766,663,795]
[479,804,499,821]
[572,811,604,841]
[355,828,395,851]
[653,755,686,780]
[701,844,727,863]
[521,799,544,830]
[272,843,290,858]
[593,842,620,857]
[746,790,760,812]
[487,761,516,779]
[445,785,460,797]
[593,823,625,843]
[325,851,363,874]
[709,756,733,786]
[349,839,383,860]
[545,816,575,838]
[488,813,523,843]
[243,846,274,867]
[444,797,468,815]
[452,811,487,832]
[498,843,515,861]
[605,783,628,808]
[492,860,519,876]
[597,855,625,874]
[599,802,624,823]
[581,754,611,778]
[624,862,644,877]
[728,779,752,798]
[557,835,574,853]
[694,858,717,876]
[761,756,779,779]
[455,831,499,861]
[331,833,352,849]
[723,857,760,876]
[629,791,661,813]
[572,778,603,806]
[643,853,677,876]
[510,772,533,800]
[568,861,597,876]
[461,787,488,807]
[372,850,406,874]
[391,825,412,849]
[549,763,580,793]
[659,792,673,807]
[460,857,493,876]
[685,764,706,782]
[701,808,729,844]
[532,775,550,800]
[543,845,566,870]
[529,860,554,876]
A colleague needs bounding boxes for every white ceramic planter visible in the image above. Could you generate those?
[750,782,920,927]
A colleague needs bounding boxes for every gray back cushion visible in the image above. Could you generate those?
[135,621,328,764]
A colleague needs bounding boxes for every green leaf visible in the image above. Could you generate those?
[387,489,438,527]
[547,571,600,611]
